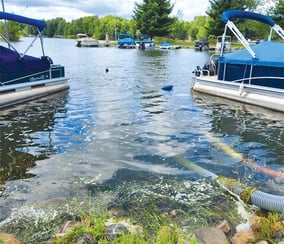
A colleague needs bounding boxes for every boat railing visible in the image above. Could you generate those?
[0,12,46,58]
[231,76,284,85]
[22,33,43,58]
[0,64,64,86]
[193,67,284,87]
[209,54,220,75]
[0,69,50,86]
[235,76,284,95]
[0,32,45,60]
[0,32,22,58]
[229,76,284,95]
[193,53,219,77]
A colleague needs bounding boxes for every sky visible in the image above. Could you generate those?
[2,0,210,22]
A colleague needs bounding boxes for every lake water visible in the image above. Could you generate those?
[0,38,284,223]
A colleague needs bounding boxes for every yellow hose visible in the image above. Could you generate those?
[204,132,284,180]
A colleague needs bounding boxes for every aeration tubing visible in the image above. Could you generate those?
[174,156,284,213]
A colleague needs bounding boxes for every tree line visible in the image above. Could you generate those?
[1,0,283,42]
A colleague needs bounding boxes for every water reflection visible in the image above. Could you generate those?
[0,90,69,185]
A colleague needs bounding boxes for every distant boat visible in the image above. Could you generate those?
[0,11,68,109]
[194,39,209,51]
[215,35,231,52]
[159,42,181,50]
[191,10,284,112]
[117,33,136,48]
[136,34,155,49]
[75,33,100,47]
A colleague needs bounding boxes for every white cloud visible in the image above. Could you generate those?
[2,0,208,22]
[172,0,209,20]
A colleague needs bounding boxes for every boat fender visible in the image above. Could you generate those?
[162,85,173,91]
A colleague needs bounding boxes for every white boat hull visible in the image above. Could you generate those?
[75,37,100,47]
[0,77,69,109]
[191,76,284,112]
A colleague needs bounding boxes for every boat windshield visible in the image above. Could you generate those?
[77,34,89,39]
[118,34,131,39]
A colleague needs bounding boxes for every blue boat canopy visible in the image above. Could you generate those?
[118,33,131,38]
[0,11,46,31]
[222,10,275,27]
[160,42,172,46]
[219,41,284,67]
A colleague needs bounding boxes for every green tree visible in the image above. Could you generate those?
[44,18,66,37]
[242,19,270,40]
[99,15,121,40]
[272,0,284,27]
[133,0,174,37]
[206,0,258,37]
[99,15,117,40]
[81,16,100,37]
[189,16,208,40]
[24,25,39,37]
[170,17,190,40]
[5,21,21,41]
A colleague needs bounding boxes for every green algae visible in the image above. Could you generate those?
[215,176,244,193]
[0,175,244,243]
[239,187,257,204]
